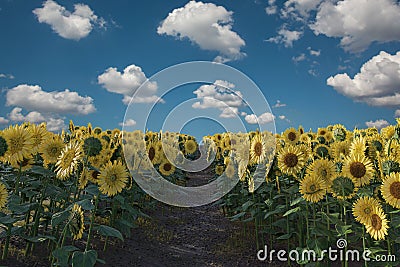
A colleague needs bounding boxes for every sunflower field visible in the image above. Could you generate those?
[0,120,400,266]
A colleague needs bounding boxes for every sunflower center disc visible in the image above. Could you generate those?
[371,214,382,230]
[284,153,298,167]
[254,142,262,156]
[350,162,366,178]
[390,181,400,199]
[288,132,297,141]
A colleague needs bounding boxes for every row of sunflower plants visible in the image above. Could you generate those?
[209,124,400,266]
[0,122,162,266]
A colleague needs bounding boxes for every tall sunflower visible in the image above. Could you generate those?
[69,204,85,240]
[28,123,50,154]
[299,174,327,203]
[0,183,8,209]
[307,158,336,187]
[342,153,374,187]
[331,140,350,160]
[350,136,367,155]
[159,160,175,176]
[147,141,161,165]
[352,196,382,225]
[250,134,267,165]
[365,209,389,240]
[2,125,34,167]
[184,139,198,155]
[283,128,299,146]
[39,134,65,166]
[277,145,305,177]
[55,141,83,180]
[381,172,400,209]
[98,161,129,196]
[313,143,330,159]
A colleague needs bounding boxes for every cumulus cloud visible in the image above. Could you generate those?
[365,119,389,129]
[33,0,104,40]
[395,110,400,118]
[192,80,245,118]
[281,0,322,20]
[157,1,246,63]
[266,0,278,15]
[0,73,14,79]
[245,112,275,124]
[292,53,306,63]
[8,107,65,132]
[273,100,287,108]
[310,0,400,52]
[119,119,137,127]
[266,25,303,47]
[327,51,400,107]
[0,117,9,124]
[98,64,162,105]
[308,47,321,56]
[6,84,95,115]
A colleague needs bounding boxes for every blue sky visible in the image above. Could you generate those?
[0,0,399,138]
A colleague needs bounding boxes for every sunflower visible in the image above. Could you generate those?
[299,174,327,203]
[13,157,34,172]
[39,135,65,166]
[313,144,330,159]
[28,123,50,154]
[324,131,334,143]
[69,204,85,240]
[147,141,161,165]
[331,140,350,160]
[277,145,305,177]
[184,139,198,155]
[0,134,8,159]
[381,172,400,209]
[342,153,374,187]
[332,124,347,142]
[98,161,129,196]
[225,162,236,179]
[330,175,358,200]
[365,209,389,240]
[299,133,311,144]
[78,169,89,189]
[307,158,336,187]
[352,196,382,225]
[317,127,328,136]
[2,125,34,167]
[159,160,175,176]
[0,183,8,209]
[349,136,367,156]
[55,141,83,180]
[250,134,267,164]
[283,128,299,145]
[381,125,395,140]
[82,135,103,157]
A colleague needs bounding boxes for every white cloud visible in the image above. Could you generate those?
[308,47,321,56]
[8,107,65,132]
[119,119,137,127]
[279,115,286,120]
[281,0,322,20]
[308,69,318,76]
[0,73,14,79]
[365,119,389,129]
[266,0,277,15]
[292,53,306,63]
[267,25,303,47]
[6,84,95,115]
[98,64,162,105]
[0,117,9,124]
[157,1,246,62]
[310,0,400,52]
[33,0,104,40]
[327,51,400,107]
[245,112,275,124]
[273,100,287,108]
[192,80,245,118]
[395,109,400,118]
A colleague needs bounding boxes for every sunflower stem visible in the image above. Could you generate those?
[86,191,100,251]
[1,225,11,260]
[362,226,368,267]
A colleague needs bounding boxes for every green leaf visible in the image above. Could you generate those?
[72,250,98,267]
[0,215,18,225]
[241,200,254,211]
[230,211,246,221]
[23,235,56,243]
[85,184,99,196]
[335,224,353,236]
[75,199,94,211]
[97,225,124,241]
[52,210,70,228]
[8,202,37,214]
[277,233,292,240]
[53,246,74,267]
[30,165,55,177]
[290,196,304,207]
[283,207,300,217]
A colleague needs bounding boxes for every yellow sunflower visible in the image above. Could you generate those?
[250,134,267,164]
[332,124,347,142]
[159,160,175,176]
[277,145,305,177]
[55,141,83,180]
[2,125,34,167]
[365,209,389,240]
[317,127,328,136]
[307,158,336,187]
[352,196,382,225]
[225,162,236,179]
[331,140,350,160]
[0,183,8,209]
[147,141,161,165]
[69,204,85,240]
[342,153,374,187]
[28,123,50,154]
[39,134,65,166]
[283,128,299,145]
[349,136,367,156]
[215,164,225,176]
[313,143,330,159]
[381,125,395,140]
[98,161,129,196]
[299,174,327,203]
[184,139,198,155]
[82,134,103,157]
[381,172,400,209]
